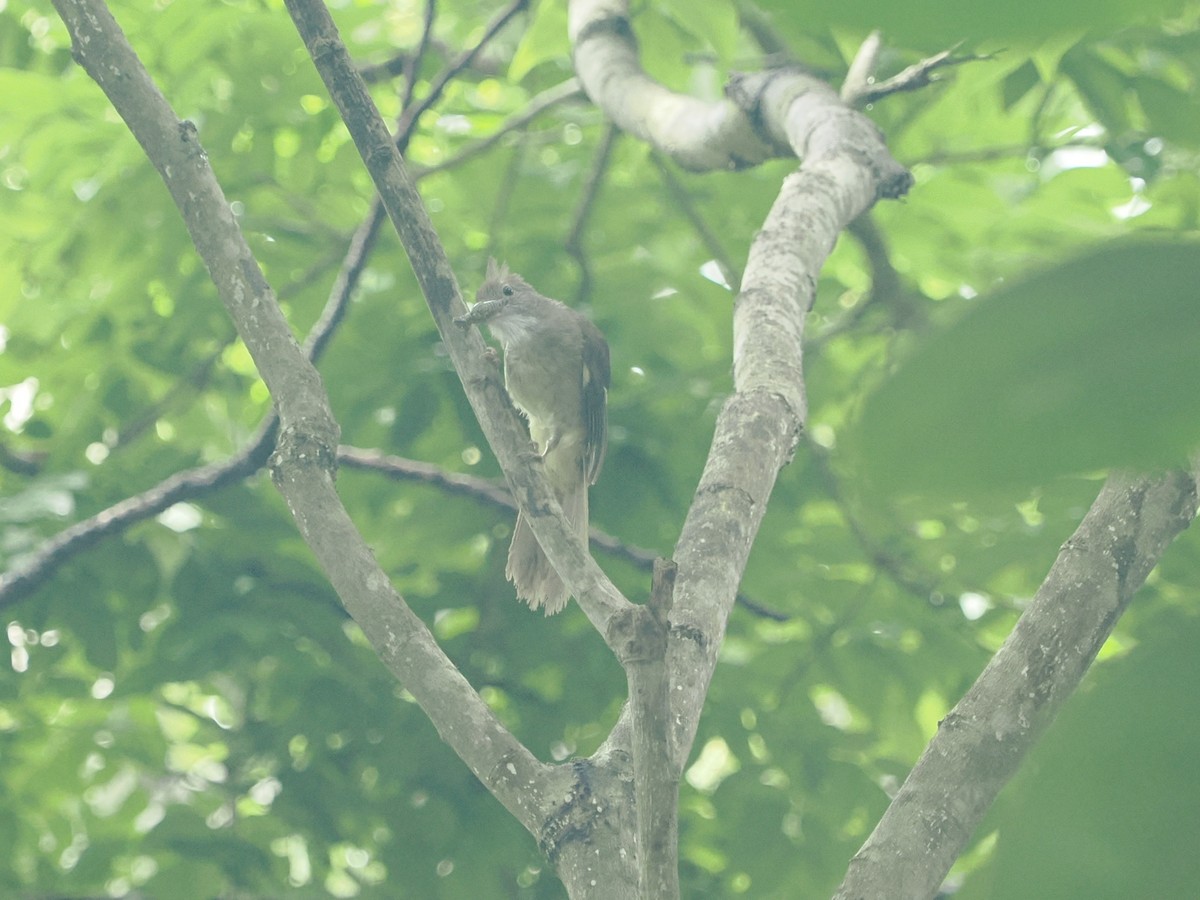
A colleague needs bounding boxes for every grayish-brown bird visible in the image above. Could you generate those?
[455,259,610,614]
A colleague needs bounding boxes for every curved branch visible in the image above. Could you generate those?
[568,0,780,170]
[568,0,914,198]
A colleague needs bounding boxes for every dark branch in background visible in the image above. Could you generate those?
[808,214,925,351]
[338,446,787,619]
[414,78,584,181]
[112,348,225,450]
[650,154,742,291]
[919,144,1038,165]
[0,444,46,477]
[399,0,437,112]
[486,139,526,258]
[807,439,941,603]
[734,0,795,64]
[565,123,618,302]
[394,0,531,153]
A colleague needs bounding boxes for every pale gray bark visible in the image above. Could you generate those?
[834,469,1198,899]
[51,0,571,839]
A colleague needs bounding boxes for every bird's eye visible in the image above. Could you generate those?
[501,285,514,297]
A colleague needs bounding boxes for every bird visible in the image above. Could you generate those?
[455,259,610,614]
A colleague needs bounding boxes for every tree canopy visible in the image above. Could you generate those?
[1,0,1198,897]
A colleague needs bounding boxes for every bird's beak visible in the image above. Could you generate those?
[454,299,503,327]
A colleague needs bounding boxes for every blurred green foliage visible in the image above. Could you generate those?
[1,0,1198,897]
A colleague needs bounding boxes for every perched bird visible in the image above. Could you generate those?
[455,259,610,614]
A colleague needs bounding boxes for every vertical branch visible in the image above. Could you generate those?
[613,559,680,899]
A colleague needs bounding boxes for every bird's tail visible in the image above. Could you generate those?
[506,457,588,615]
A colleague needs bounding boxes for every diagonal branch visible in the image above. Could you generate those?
[49,0,568,834]
[843,39,994,106]
[835,468,1199,898]
[280,0,631,639]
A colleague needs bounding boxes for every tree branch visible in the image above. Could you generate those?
[844,43,994,106]
[280,0,631,639]
[841,29,884,103]
[834,468,1199,899]
[50,0,566,836]
[568,0,782,170]
[614,559,679,899]
[566,123,619,301]
[660,80,912,769]
[650,154,741,290]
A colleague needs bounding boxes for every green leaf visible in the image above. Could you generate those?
[850,237,1200,498]
[658,0,740,66]
[509,0,569,82]
[1061,46,1134,136]
[1002,60,1041,110]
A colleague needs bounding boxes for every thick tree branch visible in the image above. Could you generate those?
[50,0,568,835]
[568,0,781,170]
[613,560,679,899]
[661,95,912,769]
[835,469,1199,899]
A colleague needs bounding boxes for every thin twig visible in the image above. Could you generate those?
[650,154,741,291]
[394,0,531,153]
[400,0,438,112]
[338,446,788,618]
[414,79,585,181]
[566,123,618,301]
[848,44,994,106]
